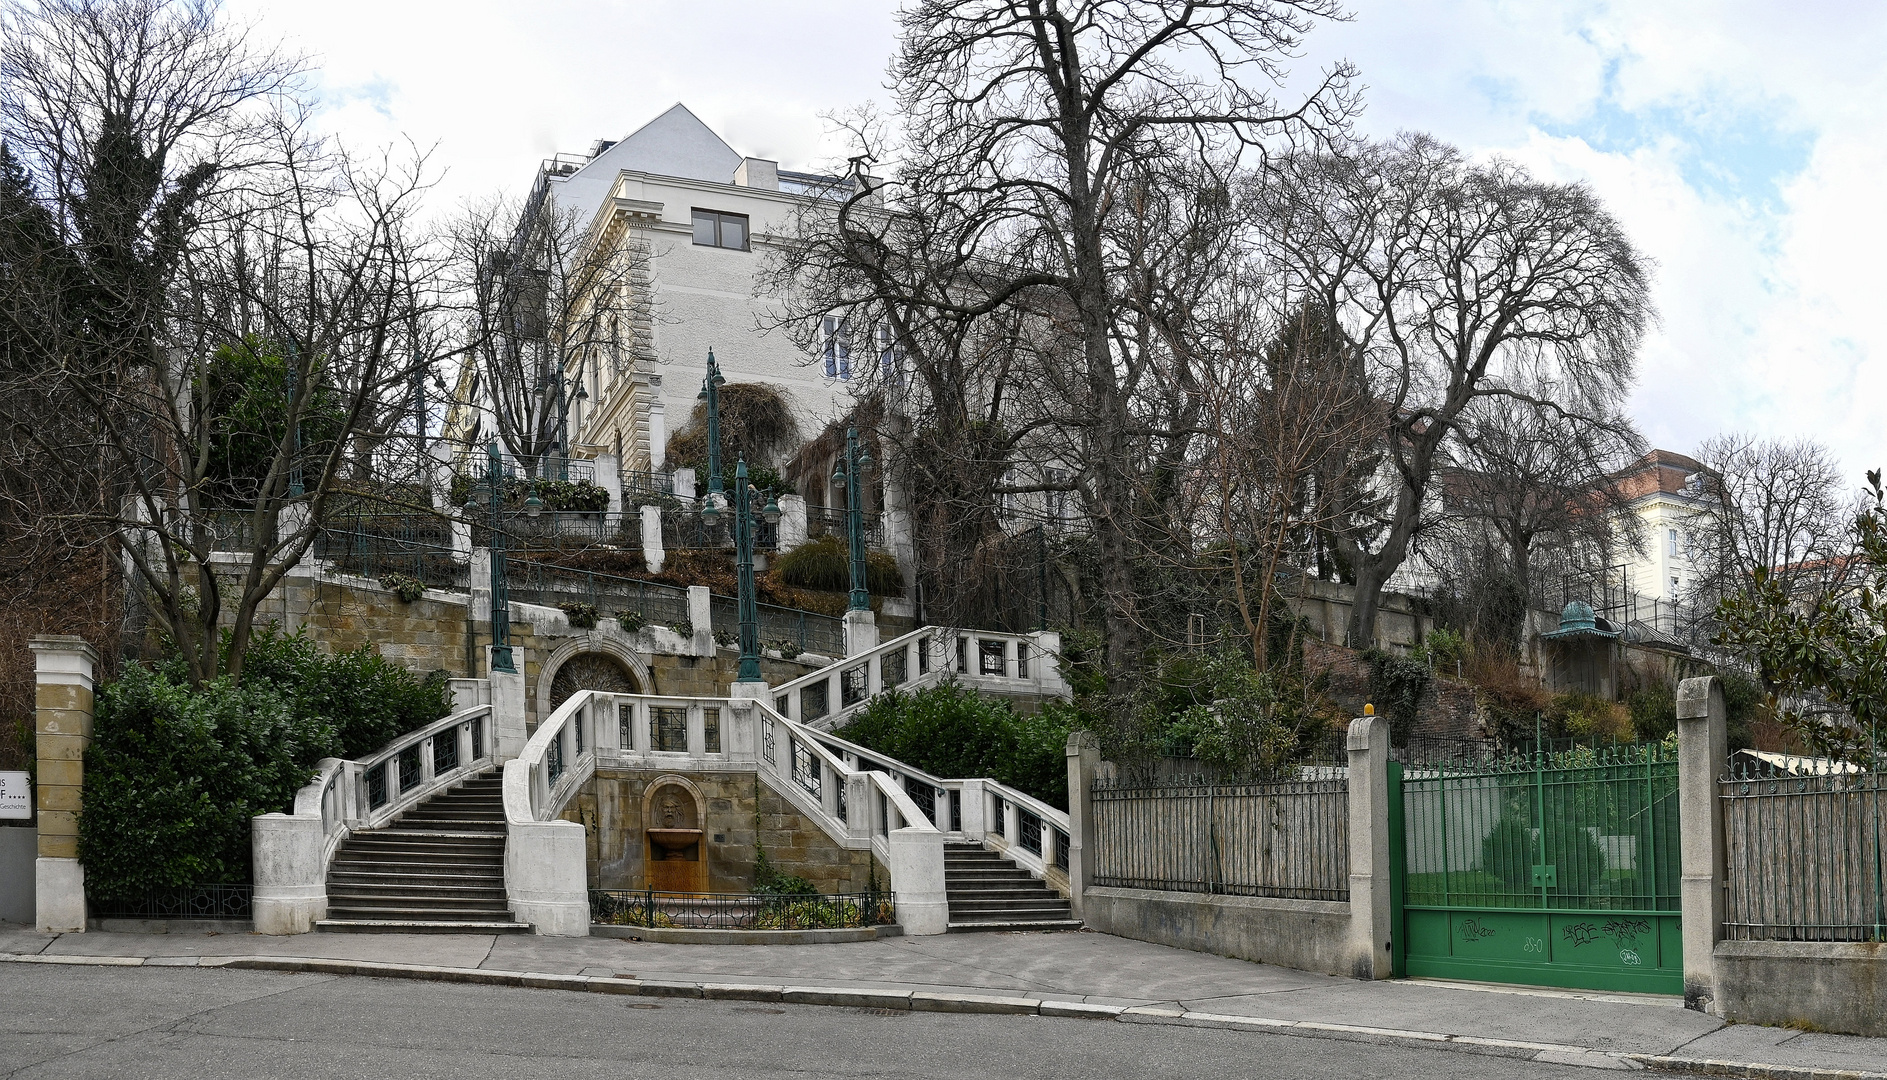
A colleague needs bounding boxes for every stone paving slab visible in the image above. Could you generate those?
[3,920,1884,1077]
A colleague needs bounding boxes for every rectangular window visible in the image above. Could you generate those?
[820,316,851,379]
[875,323,903,376]
[654,706,688,752]
[1670,575,1680,600]
[1668,528,1678,557]
[690,209,749,251]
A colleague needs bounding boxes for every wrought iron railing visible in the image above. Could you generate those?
[506,560,691,628]
[805,505,884,548]
[1090,774,1351,901]
[588,889,894,930]
[316,516,467,591]
[708,594,845,658]
[88,883,254,920]
[1722,760,1887,942]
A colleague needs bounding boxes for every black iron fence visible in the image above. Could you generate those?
[707,594,844,657]
[1721,759,1887,942]
[805,505,884,548]
[1090,773,1350,900]
[316,516,467,591]
[506,561,692,629]
[88,883,254,920]
[588,889,894,930]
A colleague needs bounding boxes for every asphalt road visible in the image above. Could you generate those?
[0,964,1665,1079]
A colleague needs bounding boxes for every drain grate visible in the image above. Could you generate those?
[854,1008,906,1017]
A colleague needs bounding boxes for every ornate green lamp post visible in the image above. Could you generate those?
[699,350,726,503]
[482,441,516,673]
[831,427,873,612]
[696,350,780,682]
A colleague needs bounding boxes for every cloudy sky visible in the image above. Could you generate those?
[229,0,1885,482]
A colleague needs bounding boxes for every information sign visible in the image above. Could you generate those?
[0,771,30,819]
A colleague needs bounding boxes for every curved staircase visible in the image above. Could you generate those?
[316,773,531,934]
[944,842,1079,932]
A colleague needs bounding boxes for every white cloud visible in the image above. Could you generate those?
[229,0,1885,479]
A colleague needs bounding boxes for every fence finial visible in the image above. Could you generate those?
[1364,703,1374,716]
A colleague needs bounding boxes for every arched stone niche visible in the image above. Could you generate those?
[536,634,653,718]
[642,775,708,894]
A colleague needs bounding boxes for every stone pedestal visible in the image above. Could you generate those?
[843,609,878,656]
[1064,731,1100,919]
[489,648,528,761]
[640,504,665,573]
[777,494,808,551]
[888,827,948,935]
[1345,714,1393,980]
[29,636,98,934]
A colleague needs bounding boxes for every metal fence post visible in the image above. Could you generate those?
[1676,675,1727,1013]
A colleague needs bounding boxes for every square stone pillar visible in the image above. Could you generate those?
[640,504,665,574]
[843,609,878,657]
[489,647,528,761]
[1346,713,1393,979]
[777,494,808,551]
[1063,731,1100,918]
[29,636,99,933]
[686,585,714,657]
[1677,675,1728,1014]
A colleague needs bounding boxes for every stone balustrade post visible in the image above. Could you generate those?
[777,494,808,551]
[489,647,527,761]
[686,585,714,658]
[1346,713,1393,979]
[640,504,665,574]
[1677,675,1728,1013]
[1064,731,1100,919]
[843,610,878,657]
[29,636,98,933]
[887,826,948,935]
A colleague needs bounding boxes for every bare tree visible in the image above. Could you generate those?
[0,0,449,684]
[1248,133,1653,647]
[450,188,647,478]
[773,0,1357,670]
[1688,433,1857,605]
[1428,395,1644,640]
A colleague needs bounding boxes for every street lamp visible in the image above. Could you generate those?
[698,349,726,503]
[726,457,782,682]
[482,441,516,673]
[830,426,873,612]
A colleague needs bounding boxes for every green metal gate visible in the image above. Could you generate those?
[1391,742,1683,994]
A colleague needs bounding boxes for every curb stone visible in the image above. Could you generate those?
[2,952,1880,1080]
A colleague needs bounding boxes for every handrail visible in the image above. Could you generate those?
[767,626,1068,732]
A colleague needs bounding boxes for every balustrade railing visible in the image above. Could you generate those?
[769,626,1066,732]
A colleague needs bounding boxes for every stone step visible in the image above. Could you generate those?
[383,818,505,831]
[344,832,505,846]
[335,844,504,860]
[325,903,517,919]
[331,858,504,875]
[315,919,532,935]
[946,919,1083,934]
[328,885,509,902]
[328,874,504,890]
[946,898,1072,915]
[946,886,1064,901]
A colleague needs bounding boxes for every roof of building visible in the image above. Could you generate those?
[1610,449,1711,503]
[1541,599,1621,641]
[548,103,746,225]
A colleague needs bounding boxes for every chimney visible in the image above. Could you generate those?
[734,157,778,191]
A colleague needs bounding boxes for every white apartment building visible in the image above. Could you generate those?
[539,103,874,482]
[1610,449,1711,604]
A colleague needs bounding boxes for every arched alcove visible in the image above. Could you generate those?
[535,634,653,718]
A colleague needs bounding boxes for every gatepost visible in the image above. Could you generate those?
[1676,675,1727,1013]
[1062,731,1100,920]
[29,635,98,933]
[1346,712,1394,979]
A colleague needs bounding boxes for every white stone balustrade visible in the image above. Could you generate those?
[254,702,497,934]
[768,626,1070,733]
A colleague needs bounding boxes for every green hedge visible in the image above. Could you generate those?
[836,682,1073,810]
[82,629,451,896]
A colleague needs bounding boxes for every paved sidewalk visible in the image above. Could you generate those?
[3,921,1884,1076]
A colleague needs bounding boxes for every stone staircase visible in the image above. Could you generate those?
[943,841,1079,932]
[316,773,532,934]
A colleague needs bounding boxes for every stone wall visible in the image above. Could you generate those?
[1283,576,1436,652]
[569,767,883,896]
[1714,941,1887,1037]
[1303,638,1485,744]
[1082,887,1356,977]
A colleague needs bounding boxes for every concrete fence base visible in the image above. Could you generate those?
[1081,887,1355,976]
[1714,940,1887,1037]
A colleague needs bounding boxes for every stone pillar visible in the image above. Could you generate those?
[882,462,918,599]
[673,466,696,502]
[640,504,664,574]
[448,677,490,713]
[1677,675,1728,1014]
[29,636,98,934]
[777,494,808,551]
[595,452,624,515]
[1063,731,1100,919]
[489,647,527,761]
[729,679,769,702]
[686,585,714,658]
[277,503,316,634]
[843,609,878,657]
[1346,713,1393,980]
[648,402,667,470]
[887,826,948,935]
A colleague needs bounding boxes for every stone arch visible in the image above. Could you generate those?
[536,634,653,717]
[641,774,707,830]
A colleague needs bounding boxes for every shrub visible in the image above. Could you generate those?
[81,629,454,895]
[774,534,902,595]
[615,610,647,634]
[379,573,424,603]
[837,682,1073,809]
[1547,691,1632,744]
[1363,648,1431,746]
[1481,813,1535,891]
[560,602,599,629]
[768,638,805,661]
[1417,628,1467,672]
[1627,682,1678,742]
[81,667,335,896]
